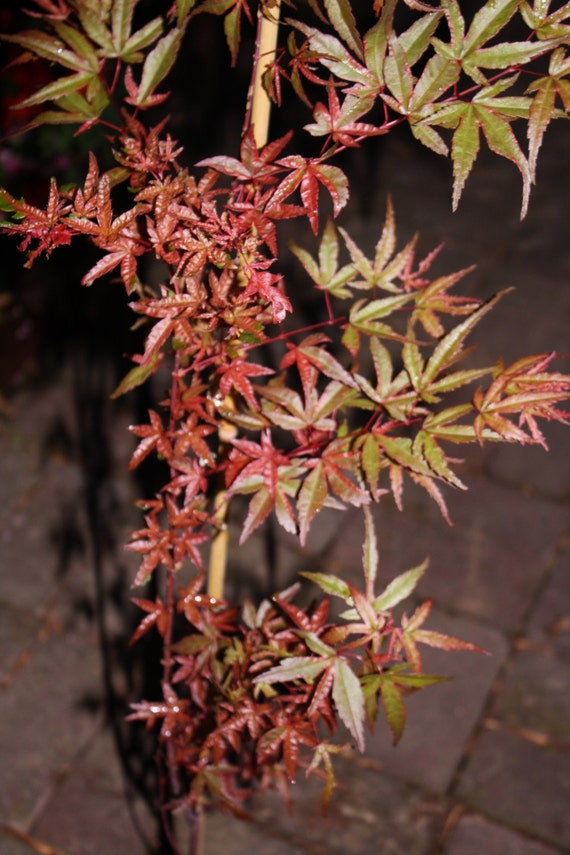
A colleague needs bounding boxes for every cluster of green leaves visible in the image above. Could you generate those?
[2,0,570,825]
[267,0,570,217]
[2,0,177,126]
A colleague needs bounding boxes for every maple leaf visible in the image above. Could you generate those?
[166,458,209,505]
[338,197,416,293]
[129,409,172,470]
[226,431,291,501]
[297,439,369,545]
[164,496,210,570]
[284,30,332,107]
[242,267,292,323]
[173,413,216,466]
[260,379,354,444]
[130,596,170,644]
[198,0,253,65]
[289,218,356,298]
[292,21,371,87]
[123,64,169,109]
[70,173,149,289]
[305,741,344,811]
[115,116,183,178]
[410,266,480,337]
[269,155,349,234]
[129,288,206,360]
[362,665,449,745]
[473,353,570,447]
[1,179,73,265]
[217,357,274,411]
[526,45,570,178]
[403,291,507,397]
[257,722,316,782]
[425,88,532,216]
[253,632,366,752]
[227,463,302,542]
[279,333,329,401]
[398,599,487,674]
[129,25,183,107]
[126,501,172,585]
[353,336,418,422]
[199,129,292,185]
[452,0,566,87]
[2,27,94,72]
[304,84,385,147]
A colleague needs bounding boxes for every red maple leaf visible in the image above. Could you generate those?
[226,431,290,500]
[305,85,387,148]
[268,155,349,234]
[129,409,172,469]
[217,357,274,411]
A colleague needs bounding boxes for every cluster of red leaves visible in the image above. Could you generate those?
[127,555,479,814]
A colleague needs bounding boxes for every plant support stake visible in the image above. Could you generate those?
[207,0,282,601]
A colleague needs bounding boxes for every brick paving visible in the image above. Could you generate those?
[1,121,570,854]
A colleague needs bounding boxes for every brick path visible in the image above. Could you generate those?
[1,122,569,854]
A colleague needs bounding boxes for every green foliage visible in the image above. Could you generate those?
[1,0,570,838]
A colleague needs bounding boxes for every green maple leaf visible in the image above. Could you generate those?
[462,37,565,83]
[323,0,363,58]
[427,90,532,214]
[136,27,183,106]
[526,48,570,177]
[290,219,356,298]
[292,22,371,86]
[332,658,365,751]
[374,561,427,612]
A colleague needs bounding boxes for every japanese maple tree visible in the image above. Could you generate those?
[1,1,570,852]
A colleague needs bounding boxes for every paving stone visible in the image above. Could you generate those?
[0,626,101,825]
[491,650,570,743]
[483,423,570,503]
[327,475,568,632]
[527,547,570,659]
[0,604,44,689]
[204,815,307,855]
[457,727,570,850]
[443,813,560,855]
[241,756,447,855]
[0,454,86,612]
[33,729,155,855]
[365,611,508,795]
[0,419,38,525]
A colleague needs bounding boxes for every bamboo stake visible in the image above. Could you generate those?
[207,418,238,600]
[207,1,282,602]
[251,1,282,148]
